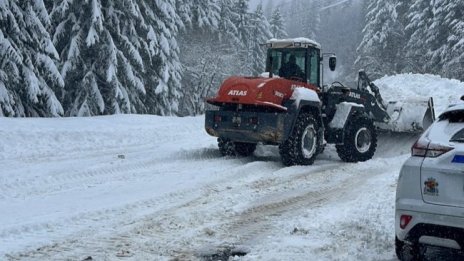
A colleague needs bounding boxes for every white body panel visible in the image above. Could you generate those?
[395,106,464,251]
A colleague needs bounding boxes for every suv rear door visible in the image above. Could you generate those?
[421,107,464,208]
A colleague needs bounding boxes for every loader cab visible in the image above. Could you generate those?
[265,39,321,87]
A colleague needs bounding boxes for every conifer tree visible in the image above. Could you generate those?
[303,0,321,39]
[177,0,227,116]
[48,0,183,116]
[284,0,320,39]
[217,0,239,45]
[264,0,274,19]
[250,3,272,76]
[233,0,254,75]
[269,8,287,39]
[355,0,406,79]
[446,1,464,80]
[403,0,433,73]
[0,1,63,116]
[177,0,220,30]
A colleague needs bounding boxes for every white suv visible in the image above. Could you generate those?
[395,100,464,260]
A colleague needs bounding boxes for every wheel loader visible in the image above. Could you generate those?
[204,38,435,166]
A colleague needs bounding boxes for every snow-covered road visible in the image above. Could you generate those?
[1,74,463,260]
[0,115,412,261]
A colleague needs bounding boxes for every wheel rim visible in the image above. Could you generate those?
[301,124,317,158]
[355,127,372,153]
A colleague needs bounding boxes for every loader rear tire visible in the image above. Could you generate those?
[218,138,256,157]
[279,112,319,166]
[336,114,377,162]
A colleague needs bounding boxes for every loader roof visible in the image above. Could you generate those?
[266,38,321,49]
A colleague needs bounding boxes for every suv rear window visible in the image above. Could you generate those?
[450,128,464,143]
[439,110,464,123]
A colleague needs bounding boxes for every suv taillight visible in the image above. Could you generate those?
[411,138,454,158]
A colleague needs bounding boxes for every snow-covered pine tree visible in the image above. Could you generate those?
[177,42,221,116]
[249,3,272,76]
[269,7,287,39]
[283,0,302,38]
[436,0,464,80]
[403,0,433,74]
[264,0,274,19]
[284,0,320,39]
[234,0,250,42]
[425,0,448,78]
[303,0,321,40]
[232,0,254,75]
[177,0,220,30]
[355,0,407,79]
[143,0,184,116]
[48,0,183,116]
[217,0,239,45]
[178,0,273,115]
[0,1,63,117]
[177,0,222,116]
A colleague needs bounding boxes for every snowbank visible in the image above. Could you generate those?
[374,73,464,115]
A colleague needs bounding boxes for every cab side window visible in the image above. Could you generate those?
[307,49,319,85]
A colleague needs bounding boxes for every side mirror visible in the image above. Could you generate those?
[461,95,464,101]
[329,56,336,71]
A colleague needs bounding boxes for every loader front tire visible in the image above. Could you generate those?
[218,138,256,157]
[279,112,319,166]
[336,114,377,162]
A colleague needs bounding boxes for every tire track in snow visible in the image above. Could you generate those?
[1,157,281,259]
[8,157,393,260]
[0,144,221,200]
[196,161,391,255]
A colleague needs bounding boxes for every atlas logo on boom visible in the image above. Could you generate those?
[349,92,361,99]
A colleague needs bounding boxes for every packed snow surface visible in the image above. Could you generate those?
[374,73,464,115]
[1,74,463,260]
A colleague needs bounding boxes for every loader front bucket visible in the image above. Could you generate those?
[375,97,435,133]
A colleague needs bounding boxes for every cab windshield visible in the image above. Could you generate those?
[266,48,319,85]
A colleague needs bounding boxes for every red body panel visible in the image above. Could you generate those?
[207,76,320,111]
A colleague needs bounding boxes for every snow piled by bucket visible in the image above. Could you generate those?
[374,73,464,115]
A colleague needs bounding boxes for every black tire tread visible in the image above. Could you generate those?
[336,114,377,162]
[279,112,319,166]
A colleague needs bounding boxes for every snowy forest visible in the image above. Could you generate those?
[0,0,463,117]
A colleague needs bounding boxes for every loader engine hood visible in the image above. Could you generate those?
[207,76,320,111]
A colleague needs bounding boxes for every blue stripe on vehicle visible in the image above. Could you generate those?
[451,155,464,163]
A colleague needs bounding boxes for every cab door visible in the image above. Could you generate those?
[306,48,320,87]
